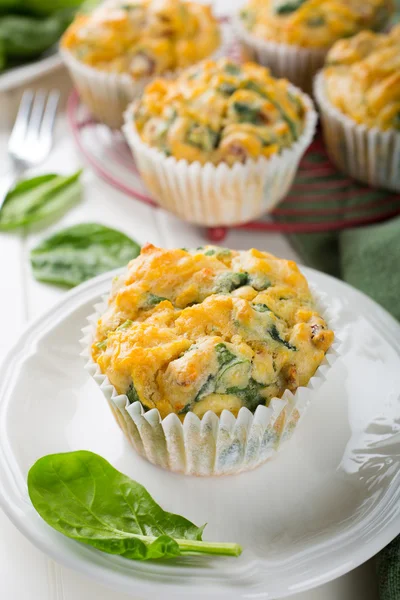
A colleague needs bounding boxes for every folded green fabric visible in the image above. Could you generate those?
[290,215,400,321]
[340,217,400,321]
[290,217,400,599]
[376,537,400,600]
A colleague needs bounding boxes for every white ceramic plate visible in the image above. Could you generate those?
[0,49,62,93]
[0,267,399,599]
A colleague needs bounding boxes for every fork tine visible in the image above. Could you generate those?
[25,90,47,142]
[40,90,60,141]
[8,90,34,149]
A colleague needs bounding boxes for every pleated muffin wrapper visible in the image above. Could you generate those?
[122,87,317,226]
[314,71,400,192]
[231,15,327,95]
[80,285,340,476]
[60,26,225,130]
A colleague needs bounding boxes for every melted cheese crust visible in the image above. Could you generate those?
[133,58,306,165]
[324,25,400,131]
[61,0,220,77]
[240,0,392,49]
[92,244,334,419]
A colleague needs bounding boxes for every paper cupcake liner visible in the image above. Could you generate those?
[80,285,340,476]
[231,16,327,95]
[122,86,317,226]
[314,71,400,192]
[60,49,150,129]
[60,26,226,130]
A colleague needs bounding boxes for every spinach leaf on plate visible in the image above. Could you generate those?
[30,222,141,287]
[28,451,242,560]
[0,171,82,230]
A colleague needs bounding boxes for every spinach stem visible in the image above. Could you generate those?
[176,539,242,557]
[134,534,242,556]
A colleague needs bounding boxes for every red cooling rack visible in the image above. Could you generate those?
[67,88,400,241]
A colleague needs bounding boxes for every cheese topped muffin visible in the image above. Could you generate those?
[239,0,393,49]
[61,0,220,78]
[92,244,334,420]
[132,58,306,165]
[323,25,400,130]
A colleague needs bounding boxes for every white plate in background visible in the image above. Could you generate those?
[0,267,399,599]
[0,48,62,93]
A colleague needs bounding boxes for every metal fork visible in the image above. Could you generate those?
[0,89,60,210]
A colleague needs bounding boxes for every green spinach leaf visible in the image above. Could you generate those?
[126,381,140,404]
[195,344,250,401]
[28,451,241,559]
[217,82,237,96]
[195,373,216,402]
[30,223,140,287]
[141,293,167,308]
[243,80,299,140]
[269,324,296,350]
[252,303,270,313]
[224,62,241,76]
[186,125,220,152]
[116,319,133,331]
[215,342,237,366]
[274,0,306,14]
[226,378,267,412]
[0,171,82,230]
[214,271,249,293]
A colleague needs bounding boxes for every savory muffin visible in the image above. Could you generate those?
[239,0,392,49]
[323,25,400,130]
[131,58,306,165]
[314,25,400,191]
[92,244,334,420]
[233,0,393,93]
[62,0,220,78]
[60,0,220,128]
[123,58,317,225]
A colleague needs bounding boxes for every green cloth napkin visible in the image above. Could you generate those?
[290,215,400,321]
[377,537,400,600]
[289,218,400,599]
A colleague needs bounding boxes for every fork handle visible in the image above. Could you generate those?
[0,170,22,211]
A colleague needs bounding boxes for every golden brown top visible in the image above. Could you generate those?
[61,0,220,78]
[92,244,334,419]
[239,0,392,49]
[132,58,306,165]
[324,25,400,130]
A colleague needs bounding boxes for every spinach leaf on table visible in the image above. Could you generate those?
[30,222,141,287]
[0,171,82,230]
[0,0,84,17]
[28,450,242,560]
[0,9,74,64]
[23,0,85,17]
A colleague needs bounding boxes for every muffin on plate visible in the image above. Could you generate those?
[314,25,400,191]
[61,0,221,128]
[123,58,317,226]
[83,244,336,475]
[233,0,393,93]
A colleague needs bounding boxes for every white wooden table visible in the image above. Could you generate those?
[0,69,380,600]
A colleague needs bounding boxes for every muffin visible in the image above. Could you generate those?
[61,0,221,128]
[123,58,317,226]
[233,0,393,93]
[314,25,400,191]
[82,244,336,475]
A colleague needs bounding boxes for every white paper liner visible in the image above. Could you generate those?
[314,71,400,192]
[80,285,340,476]
[122,86,317,226]
[60,23,227,130]
[231,16,327,95]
